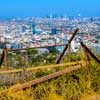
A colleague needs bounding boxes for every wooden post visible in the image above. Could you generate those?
[83,48,90,66]
[4,48,7,69]
[0,50,4,67]
[56,28,79,64]
[68,44,71,62]
[80,42,100,64]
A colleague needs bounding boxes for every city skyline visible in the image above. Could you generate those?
[0,0,100,18]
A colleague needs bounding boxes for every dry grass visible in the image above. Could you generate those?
[0,51,100,100]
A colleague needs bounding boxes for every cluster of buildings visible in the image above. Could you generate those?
[0,17,100,53]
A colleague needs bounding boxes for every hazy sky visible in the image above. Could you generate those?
[0,0,100,18]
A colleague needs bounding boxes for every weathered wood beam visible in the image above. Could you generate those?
[0,60,84,74]
[80,42,100,64]
[56,28,79,64]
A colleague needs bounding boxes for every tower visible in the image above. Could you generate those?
[51,28,57,35]
[31,23,36,34]
[20,26,27,32]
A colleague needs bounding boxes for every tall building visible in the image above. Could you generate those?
[20,25,27,32]
[51,28,57,35]
[31,23,36,34]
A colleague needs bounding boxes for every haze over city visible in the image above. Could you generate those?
[0,0,100,18]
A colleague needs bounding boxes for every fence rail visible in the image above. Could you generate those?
[0,60,84,74]
[0,63,85,94]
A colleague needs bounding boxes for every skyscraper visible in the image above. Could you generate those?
[20,26,27,32]
[31,23,36,34]
[51,28,57,35]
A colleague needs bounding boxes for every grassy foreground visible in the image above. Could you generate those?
[0,60,100,100]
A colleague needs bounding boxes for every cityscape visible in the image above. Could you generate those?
[0,17,100,53]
